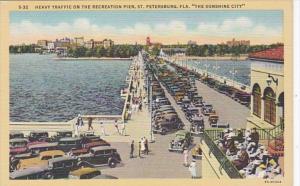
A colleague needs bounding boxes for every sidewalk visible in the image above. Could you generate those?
[76,57,151,143]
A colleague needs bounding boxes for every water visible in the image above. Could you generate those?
[10,54,132,122]
[176,60,252,86]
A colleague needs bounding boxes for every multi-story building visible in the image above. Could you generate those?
[85,39,94,49]
[94,41,104,48]
[103,39,114,49]
[226,38,250,47]
[247,46,284,129]
[74,37,85,47]
[37,40,48,49]
[55,37,73,48]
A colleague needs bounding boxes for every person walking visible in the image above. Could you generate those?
[114,120,120,135]
[87,117,93,131]
[183,148,189,167]
[144,137,149,155]
[120,121,126,136]
[138,141,142,158]
[141,137,146,154]
[130,140,134,158]
[189,159,199,178]
[99,122,107,136]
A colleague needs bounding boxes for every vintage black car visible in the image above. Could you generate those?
[152,119,183,135]
[190,116,204,136]
[10,132,24,139]
[51,131,73,141]
[48,156,79,178]
[58,137,82,152]
[78,146,121,168]
[28,131,49,142]
[168,130,193,152]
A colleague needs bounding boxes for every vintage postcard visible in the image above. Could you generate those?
[0,0,294,186]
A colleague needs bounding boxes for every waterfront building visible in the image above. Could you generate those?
[37,40,48,48]
[246,46,284,129]
[55,37,73,48]
[226,38,250,47]
[94,40,104,48]
[74,37,85,47]
[47,42,55,52]
[103,39,114,49]
[85,39,94,49]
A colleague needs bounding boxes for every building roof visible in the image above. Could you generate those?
[249,46,284,63]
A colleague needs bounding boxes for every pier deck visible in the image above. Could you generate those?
[195,80,250,129]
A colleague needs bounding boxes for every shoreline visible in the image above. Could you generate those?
[169,55,248,61]
[53,57,132,60]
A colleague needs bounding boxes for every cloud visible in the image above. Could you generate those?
[196,16,281,38]
[10,17,282,44]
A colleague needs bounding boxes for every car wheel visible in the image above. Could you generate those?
[161,129,167,135]
[109,160,117,168]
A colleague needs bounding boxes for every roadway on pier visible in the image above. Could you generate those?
[195,80,250,129]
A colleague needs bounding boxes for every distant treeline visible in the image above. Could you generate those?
[155,43,284,57]
[67,45,143,58]
[9,44,37,53]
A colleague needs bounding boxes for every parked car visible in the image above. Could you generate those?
[48,156,79,178]
[153,119,183,135]
[19,150,65,170]
[10,138,29,155]
[168,130,193,153]
[10,132,24,139]
[10,166,51,180]
[78,146,121,168]
[57,137,82,152]
[51,131,73,141]
[190,116,204,136]
[68,167,101,179]
[72,140,111,156]
[28,131,49,142]
[208,114,219,126]
[29,142,58,153]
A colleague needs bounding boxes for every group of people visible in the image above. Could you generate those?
[130,137,149,158]
[216,127,282,179]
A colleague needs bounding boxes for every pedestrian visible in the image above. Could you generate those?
[127,108,132,120]
[114,120,120,134]
[138,102,143,111]
[138,141,141,158]
[120,121,126,136]
[87,117,93,131]
[99,121,107,136]
[183,148,189,167]
[76,114,84,129]
[189,159,199,179]
[141,137,146,154]
[144,137,149,155]
[130,140,134,158]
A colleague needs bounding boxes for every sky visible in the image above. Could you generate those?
[10,11,283,45]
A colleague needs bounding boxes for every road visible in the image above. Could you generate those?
[195,80,250,129]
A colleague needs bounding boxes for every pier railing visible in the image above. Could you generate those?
[203,130,243,178]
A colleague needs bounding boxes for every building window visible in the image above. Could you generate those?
[264,87,276,125]
[252,84,261,117]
